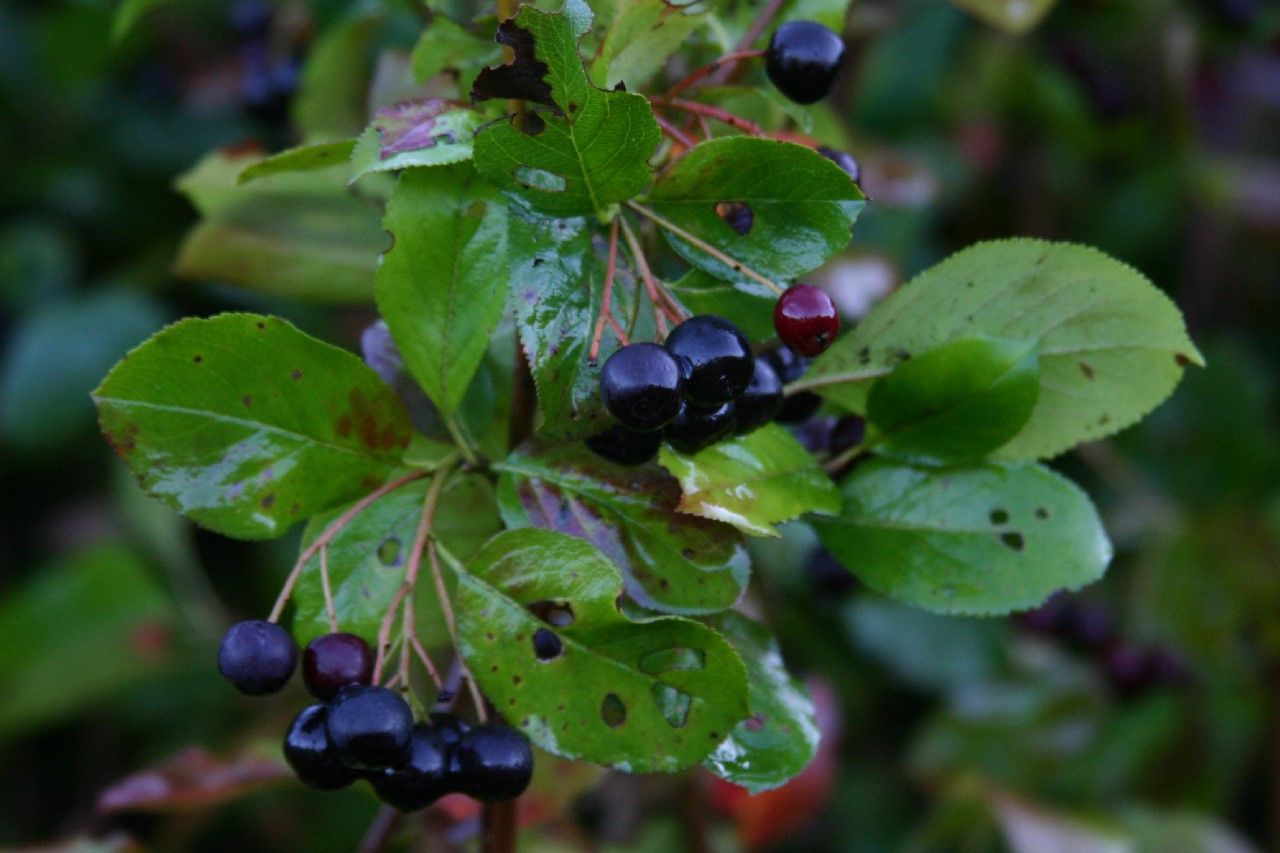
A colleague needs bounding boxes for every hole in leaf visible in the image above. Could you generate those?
[518,110,546,136]
[1000,532,1025,551]
[532,628,563,661]
[639,647,705,674]
[651,684,692,728]
[376,537,402,566]
[601,693,627,728]
[989,509,1009,525]
[715,201,753,236]
[528,600,575,627]
[513,165,566,192]
[381,230,395,253]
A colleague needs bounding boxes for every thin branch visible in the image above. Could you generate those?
[431,542,489,723]
[648,97,765,137]
[319,545,339,634]
[665,49,766,100]
[727,0,786,69]
[589,219,622,364]
[654,113,697,150]
[625,201,785,295]
[411,636,445,690]
[619,217,679,334]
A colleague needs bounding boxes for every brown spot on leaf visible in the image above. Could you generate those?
[1175,353,1191,367]
[290,369,303,380]
[260,493,275,509]
[1079,362,1094,379]
[242,395,252,408]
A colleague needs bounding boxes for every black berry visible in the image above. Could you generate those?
[369,724,453,812]
[734,357,784,434]
[452,724,534,803]
[600,343,684,432]
[816,146,860,184]
[217,619,297,695]
[585,423,662,466]
[284,705,359,790]
[303,632,375,700]
[326,685,415,770]
[763,347,821,423]
[765,21,846,105]
[665,401,736,454]
[828,414,866,455]
[427,712,471,746]
[774,284,839,357]
[664,315,754,406]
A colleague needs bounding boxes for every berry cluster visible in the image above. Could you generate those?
[216,620,533,810]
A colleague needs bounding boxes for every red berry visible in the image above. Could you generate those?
[774,284,839,357]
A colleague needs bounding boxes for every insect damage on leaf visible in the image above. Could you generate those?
[371,99,470,159]
[471,17,556,109]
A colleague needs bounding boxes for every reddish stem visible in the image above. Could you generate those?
[654,113,698,151]
[665,49,766,100]
[588,219,623,364]
[619,218,680,335]
[649,97,765,137]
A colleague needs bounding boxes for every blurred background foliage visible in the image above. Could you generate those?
[1,0,1279,850]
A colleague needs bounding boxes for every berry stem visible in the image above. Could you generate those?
[588,219,623,365]
[430,541,489,723]
[267,469,429,624]
[358,805,403,853]
[619,217,678,335]
[481,800,518,853]
[653,113,697,150]
[319,545,339,634]
[727,0,786,69]
[625,201,786,296]
[665,49,766,100]
[823,441,870,475]
[410,635,444,690]
[647,96,765,136]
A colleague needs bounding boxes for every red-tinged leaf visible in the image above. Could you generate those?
[96,746,290,815]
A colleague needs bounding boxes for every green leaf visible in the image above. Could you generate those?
[658,424,839,537]
[112,0,168,42]
[471,0,661,218]
[647,138,865,281]
[665,267,776,343]
[93,314,412,540]
[290,473,501,647]
[866,337,1039,464]
[948,0,1058,34]
[376,165,508,416]
[701,611,819,793]
[292,14,381,139]
[174,147,385,303]
[236,141,358,185]
[801,240,1203,460]
[592,0,710,89]
[496,442,750,614]
[350,101,483,183]
[811,458,1112,615]
[453,529,749,771]
[411,16,503,84]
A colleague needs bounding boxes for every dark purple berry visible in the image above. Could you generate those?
[585,423,662,466]
[664,315,754,406]
[734,357,784,434]
[1146,646,1189,686]
[816,146,860,183]
[765,21,846,105]
[284,705,359,790]
[427,712,471,746]
[665,400,736,454]
[1067,604,1117,653]
[828,414,866,455]
[217,619,297,695]
[326,685,415,770]
[452,724,534,803]
[369,724,453,812]
[303,633,374,700]
[600,343,684,432]
[774,284,839,357]
[764,348,822,423]
[1017,591,1074,636]
[1102,642,1151,697]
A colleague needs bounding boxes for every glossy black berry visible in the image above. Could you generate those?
[427,712,471,747]
[217,619,297,695]
[763,348,822,423]
[665,401,736,454]
[303,632,374,700]
[765,21,846,105]
[284,705,359,790]
[600,343,684,432]
[585,423,662,466]
[734,358,784,434]
[326,685,415,770]
[369,724,453,812]
[774,284,839,357]
[452,724,534,803]
[816,146,860,184]
[664,315,754,406]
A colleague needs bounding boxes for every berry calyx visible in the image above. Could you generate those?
[765,21,846,105]
[452,724,534,803]
[326,685,415,770]
[303,632,375,700]
[774,284,839,357]
[816,146,860,184]
[665,401,736,454]
[734,357,784,434]
[283,704,360,790]
[585,423,662,466]
[369,724,453,812]
[664,315,754,406]
[599,343,684,432]
[217,619,297,695]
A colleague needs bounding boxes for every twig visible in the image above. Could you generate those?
[481,800,518,853]
[625,201,785,295]
[654,113,698,150]
[665,49,766,100]
[619,218,680,334]
[430,542,489,723]
[648,97,764,137]
[589,219,623,364]
[726,0,786,70]
[411,636,445,690]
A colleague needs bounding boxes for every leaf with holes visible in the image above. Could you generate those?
[647,138,865,282]
[290,473,501,647]
[811,458,1112,616]
[591,0,710,89]
[377,164,508,416]
[702,611,819,793]
[411,16,503,85]
[93,314,412,540]
[866,337,1040,464]
[350,101,484,182]
[452,529,748,772]
[658,424,839,537]
[508,205,654,440]
[496,442,749,614]
[798,240,1203,460]
[471,0,661,218]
